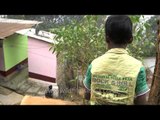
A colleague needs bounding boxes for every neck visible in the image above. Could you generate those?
[107,42,127,50]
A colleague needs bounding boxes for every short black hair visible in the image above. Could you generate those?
[49,85,52,89]
[105,15,133,44]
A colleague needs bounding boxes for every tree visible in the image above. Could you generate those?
[142,15,157,57]
[50,15,152,94]
[148,17,160,104]
[127,15,153,60]
[6,15,84,33]
[51,15,106,86]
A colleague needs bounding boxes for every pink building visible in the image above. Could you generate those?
[17,29,57,83]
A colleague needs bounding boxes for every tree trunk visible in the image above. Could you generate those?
[56,54,75,98]
[148,18,160,104]
[56,53,67,97]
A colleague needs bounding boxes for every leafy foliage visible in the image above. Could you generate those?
[5,15,84,32]
[127,15,155,61]
[50,15,157,90]
[50,15,106,77]
[51,15,155,73]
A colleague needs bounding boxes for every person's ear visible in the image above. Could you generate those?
[128,37,133,44]
[106,35,110,43]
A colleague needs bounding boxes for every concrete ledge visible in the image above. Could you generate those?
[0,70,20,81]
[28,78,59,97]
[0,64,28,81]
[0,90,23,105]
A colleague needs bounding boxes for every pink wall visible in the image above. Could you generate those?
[28,37,57,79]
[0,46,5,71]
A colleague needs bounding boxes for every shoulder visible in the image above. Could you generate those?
[126,54,142,64]
[123,54,143,68]
[91,54,107,65]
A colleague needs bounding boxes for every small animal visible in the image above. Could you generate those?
[45,85,53,98]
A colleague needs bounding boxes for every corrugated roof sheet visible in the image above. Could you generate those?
[0,18,42,39]
[16,28,58,44]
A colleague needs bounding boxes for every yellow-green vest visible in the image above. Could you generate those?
[90,48,142,105]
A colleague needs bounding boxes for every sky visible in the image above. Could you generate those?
[143,15,154,22]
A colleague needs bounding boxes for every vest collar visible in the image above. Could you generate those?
[106,48,128,54]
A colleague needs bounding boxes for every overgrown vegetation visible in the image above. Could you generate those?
[3,15,84,32]
[128,15,156,60]
[3,15,156,59]
[50,15,106,78]
[3,15,156,103]
[49,15,157,101]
